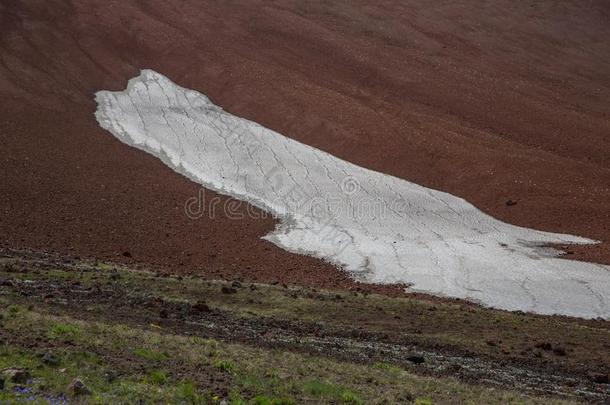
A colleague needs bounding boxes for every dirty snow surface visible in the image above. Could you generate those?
[95,70,610,319]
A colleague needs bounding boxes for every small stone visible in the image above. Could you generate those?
[122,251,132,258]
[505,199,518,206]
[406,356,425,365]
[221,286,237,294]
[231,280,242,288]
[0,278,13,287]
[535,342,552,351]
[589,372,609,384]
[2,368,30,384]
[68,378,91,396]
[104,371,118,383]
[397,391,414,402]
[41,352,59,366]
[191,300,211,313]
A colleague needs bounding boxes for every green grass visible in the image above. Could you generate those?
[132,347,168,362]
[1,256,596,405]
[302,379,363,404]
[147,370,168,385]
[0,305,570,404]
[214,360,235,373]
[251,396,295,405]
[47,323,82,342]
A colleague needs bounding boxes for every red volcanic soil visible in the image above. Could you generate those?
[1,0,610,290]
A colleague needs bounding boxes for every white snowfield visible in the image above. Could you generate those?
[95,70,610,319]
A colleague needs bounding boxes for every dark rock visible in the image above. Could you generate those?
[191,301,211,313]
[231,280,242,288]
[104,371,118,383]
[589,372,609,384]
[41,352,59,366]
[122,251,132,258]
[0,278,13,287]
[221,286,237,294]
[68,378,91,396]
[159,309,168,318]
[406,356,425,365]
[397,391,414,402]
[2,368,30,384]
[505,199,518,206]
[535,342,552,351]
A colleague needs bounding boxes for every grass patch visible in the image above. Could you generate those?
[0,260,586,405]
[373,362,403,374]
[252,396,295,405]
[302,379,363,404]
[47,323,81,342]
[0,305,576,404]
[214,360,235,373]
[132,348,168,362]
[147,370,168,385]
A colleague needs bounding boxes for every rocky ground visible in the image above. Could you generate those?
[0,248,608,403]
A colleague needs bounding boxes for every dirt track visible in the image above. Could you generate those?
[1,0,610,288]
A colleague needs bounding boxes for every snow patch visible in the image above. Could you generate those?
[95,70,610,319]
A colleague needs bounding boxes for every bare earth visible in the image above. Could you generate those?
[1,0,610,292]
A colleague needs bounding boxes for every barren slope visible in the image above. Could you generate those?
[1,0,610,288]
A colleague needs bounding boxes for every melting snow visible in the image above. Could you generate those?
[95,70,610,319]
